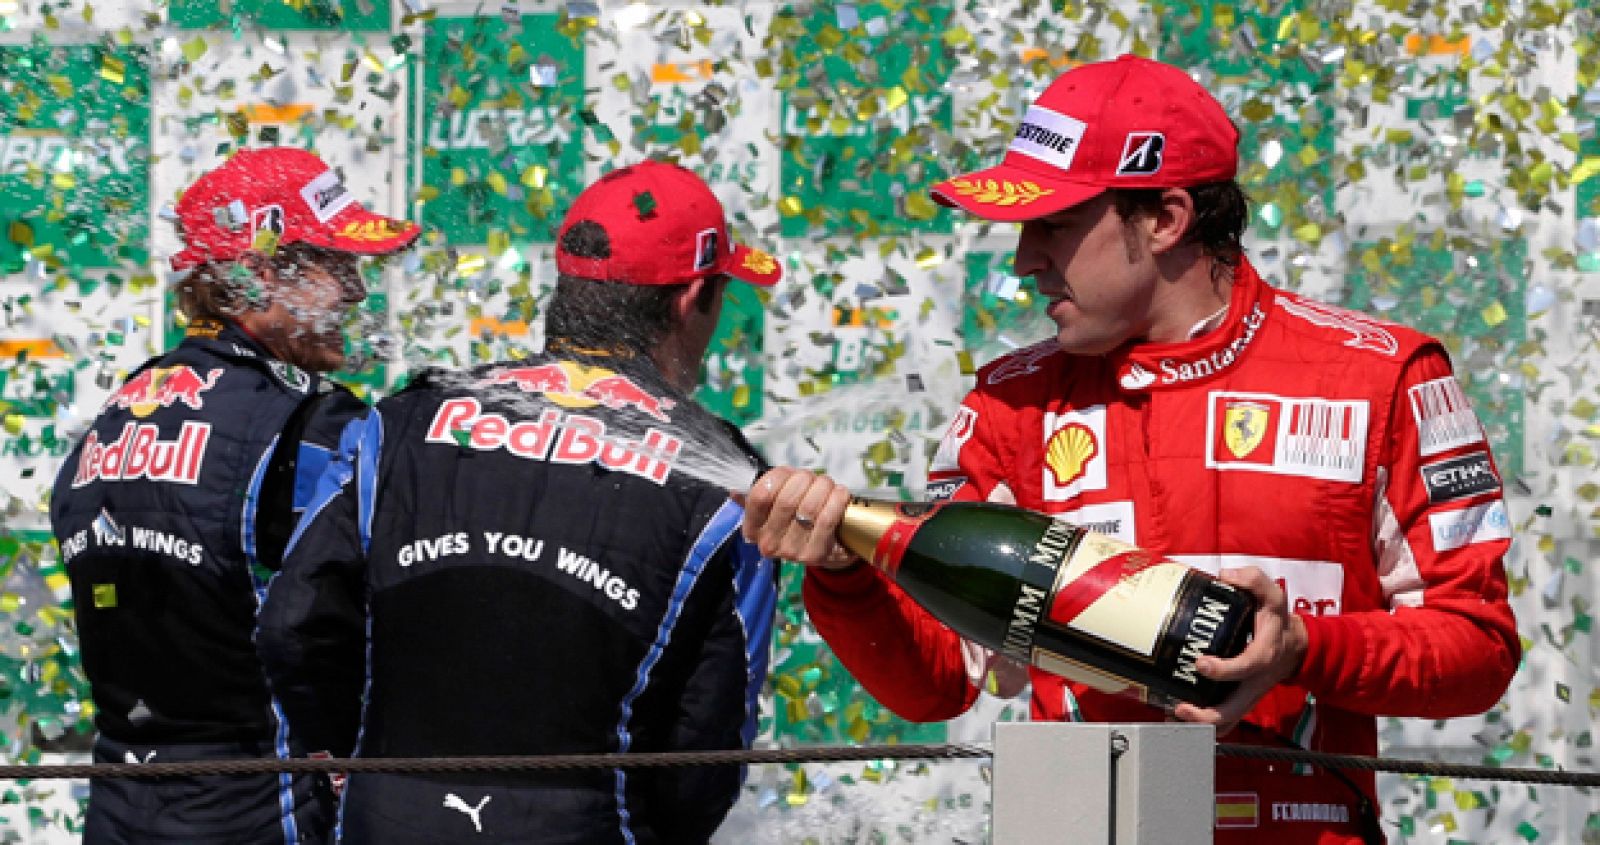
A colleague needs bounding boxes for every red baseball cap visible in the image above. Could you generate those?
[555,160,781,287]
[931,54,1239,222]
[170,147,420,271]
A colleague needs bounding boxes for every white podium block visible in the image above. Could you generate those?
[992,722,1215,844]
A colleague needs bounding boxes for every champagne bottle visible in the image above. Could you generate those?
[834,497,1255,708]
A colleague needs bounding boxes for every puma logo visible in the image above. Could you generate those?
[443,793,491,834]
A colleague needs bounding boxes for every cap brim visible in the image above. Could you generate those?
[722,243,782,287]
[315,206,422,256]
[930,165,1105,223]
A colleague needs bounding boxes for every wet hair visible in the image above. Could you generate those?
[1109,181,1249,281]
[173,242,340,322]
[545,220,723,355]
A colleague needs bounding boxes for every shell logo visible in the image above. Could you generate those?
[1045,423,1098,487]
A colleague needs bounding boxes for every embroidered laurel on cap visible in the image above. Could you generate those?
[943,178,1057,207]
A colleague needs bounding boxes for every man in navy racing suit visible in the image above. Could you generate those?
[51,147,419,844]
[259,161,782,844]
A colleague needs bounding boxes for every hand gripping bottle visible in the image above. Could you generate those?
[834,497,1255,708]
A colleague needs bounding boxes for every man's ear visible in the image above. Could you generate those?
[673,277,710,322]
[1148,187,1197,255]
[678,275,726,318]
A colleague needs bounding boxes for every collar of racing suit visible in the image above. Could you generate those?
[1106,258,1276,395]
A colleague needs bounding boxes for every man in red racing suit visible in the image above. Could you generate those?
[802,257,1518,843]
[742,54,1518,844]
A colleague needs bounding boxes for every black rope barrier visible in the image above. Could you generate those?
[1215,743,1600,787]
[0,743,1594,788]
[0,744,990,781]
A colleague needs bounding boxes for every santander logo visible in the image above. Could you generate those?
[1118,304,1266,391]
[1118,364,1156,390]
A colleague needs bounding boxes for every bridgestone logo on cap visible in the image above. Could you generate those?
[1009,105,1087,172]
[1117,132,1165,176]
[300,170,356,223]
[694,228,719,271]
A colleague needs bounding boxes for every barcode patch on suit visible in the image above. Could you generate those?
[1206,392,1368,483]
[1409,376,1483,456]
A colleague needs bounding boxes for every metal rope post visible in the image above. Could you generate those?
[992,723,1216,844]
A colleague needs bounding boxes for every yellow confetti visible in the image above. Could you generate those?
[99,55,125,84]
[487,230,509,257]
[883,86,909,113]
[2,414,23,435]
[1571,156,1600,184]
[181,36,209,63]
[1480,301,1507,327]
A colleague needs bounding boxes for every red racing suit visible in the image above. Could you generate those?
[804,259,1518,844]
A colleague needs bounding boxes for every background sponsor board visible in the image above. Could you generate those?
[168,0,390,30]
[410,14,588,247]
[0,43,151,271]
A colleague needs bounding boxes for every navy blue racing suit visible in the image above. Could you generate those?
[51,319,363,844]
[258,352,777,844]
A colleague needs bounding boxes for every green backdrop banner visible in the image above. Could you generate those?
[776,1,957,238]
[168,0,389,31]
[412,15,588,246]
[0,44,150,271]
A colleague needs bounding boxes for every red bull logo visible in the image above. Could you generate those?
[482,364,573,395]
[107,366,225,419]
[479,363,677,423]
[425,397,683,485]
[72,421,212,488]
[580,374,676,422]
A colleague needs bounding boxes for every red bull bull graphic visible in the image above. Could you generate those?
[425,398,682,485]
[482,364,573,395]
[478,363,676,423]
[71,421,212,488]
[581,374,676,422]
[106,366,225,419]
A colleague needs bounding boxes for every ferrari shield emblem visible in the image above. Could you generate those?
[1223,402,1270,459]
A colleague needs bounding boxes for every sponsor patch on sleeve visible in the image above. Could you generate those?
[1428,500,1511,552]
[1420,451,1500,503]
[925,477,967,501]
[930,406,978,474]
[1408,376,1485,456]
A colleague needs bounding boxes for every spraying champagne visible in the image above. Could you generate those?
[833,497,1255,708]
